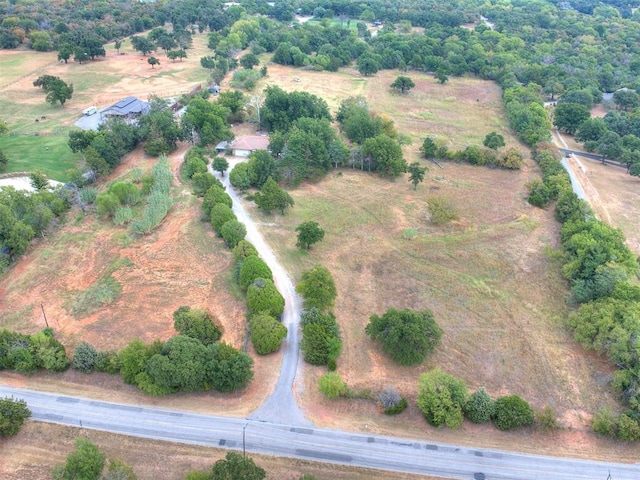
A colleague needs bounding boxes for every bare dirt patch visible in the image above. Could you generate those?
[0,143,279,416]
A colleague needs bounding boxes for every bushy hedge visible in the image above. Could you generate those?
[173,306,222,345]
[300,308,342,366]
[246,278,285,318]
[250,313,287,355]
[238,255,273,291]
[492,395,535,431]
[0,328,69,374]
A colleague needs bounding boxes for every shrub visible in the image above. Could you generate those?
[526,179,551,208]
[173,306,222,345]
[230,162,251,191]
[220,219,247,248]
[94,350,119,374]
[318,372,348,399]
[210,203,237,236]
[592,407,617,436]
[113,206,133,225]
[536,405,558,432]
[183,155,208,178]
[426,196,458,225]
[366,308,442,366]
[464,387,495,424]
[108,181,141,205]
[202,185,232,218]
[79,187,97,204]
[192,172,220,196]
[378,387,407,415]
[239,255,273,291]
[0,397,31,437]
[232,240,259,261]
[72,342,98,373]
[117,339,164,385]
[246,278,285,318]
[616,414,640,441]
[131,157,173,235]
[250,312,287,355]
[492,395,535,431]
[52,437,105,480]
[96,192,120,218]
[207,342,254,392]
[416,369,468,429]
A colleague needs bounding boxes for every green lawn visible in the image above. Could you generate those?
[0,134,81,181]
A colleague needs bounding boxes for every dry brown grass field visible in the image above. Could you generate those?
[1,47,639,476]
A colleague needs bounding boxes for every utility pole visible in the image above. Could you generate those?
[40,303,49,328]
[243,423,248,458]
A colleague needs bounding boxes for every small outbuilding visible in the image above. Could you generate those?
[230,135,270,157]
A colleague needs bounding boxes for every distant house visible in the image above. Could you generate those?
[209,85,220,95]
[101,97,150,121]
[231,135,269,157]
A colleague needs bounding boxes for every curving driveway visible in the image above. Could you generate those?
[213,158,311,427]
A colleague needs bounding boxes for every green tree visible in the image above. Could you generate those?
[147,56,160,69]
[250,312,287,355]
[253,177,294,214]
[390,76,415,94]
[57,43,73,64]
[173,306,222,345]
[200,56,215,72]
[596,131,623,163]
[238,255,273,291]
[210,452,265,480]
[246,278,285,318]
[52,437,106,480]
[482,131,506,150]
[407,162,427,190]
[300,309,341,366]
[130,36,156,56]
[362,135,406,177]
[296,264,337,311]
[553,102,590,134]
[318,372,348,399]
[72,341,98,373]
[0,396,31,437]
[366,308,442,365]
[357,52,381,76]
[210,203,237,236]
[464,387,495,424]
[240,53,260,69]
[114,39,122,54]
[33,75,73,107]
[421,137,438,159]
[232,240,259,261]
[0,119,8,135]
[492,395,535,431]
[212,157,229,176]
[416,369,468,429]
[206,342,254,392]
[230,163,251,191]
[219,220,244,248]
[295,221,325,249]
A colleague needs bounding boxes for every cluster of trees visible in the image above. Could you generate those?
[0,184,70,268]
[365,308,442,366]
[297,265,341,369]
[525,142,640,439]
[417,369,535,431]
[0,328,69,374]
[336,96,407,177]
[421,134,525,170]
[68,118,139,177]
[72,308,253,395]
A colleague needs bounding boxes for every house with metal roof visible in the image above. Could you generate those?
[100,97,150,120]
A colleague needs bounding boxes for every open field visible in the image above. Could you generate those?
[0,422,441,480]
[0,54,637,470]
[0,33,211,179]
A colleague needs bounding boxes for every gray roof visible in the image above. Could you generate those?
[103,97,149,116]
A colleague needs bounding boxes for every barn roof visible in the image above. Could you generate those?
[232,135,269,151]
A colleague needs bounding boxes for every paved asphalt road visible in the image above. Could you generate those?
[2,386,638,480]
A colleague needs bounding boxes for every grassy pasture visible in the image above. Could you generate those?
[0,34,211,180]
